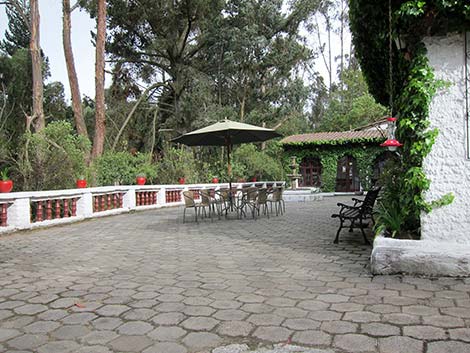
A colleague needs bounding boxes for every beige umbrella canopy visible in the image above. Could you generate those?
[172,119,282,186]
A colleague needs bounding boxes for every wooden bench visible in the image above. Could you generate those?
[331,187,381,245]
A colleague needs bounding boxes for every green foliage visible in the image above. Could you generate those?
[1,168,9,181]
[318,67,388,132]
[232,144,284,181]
[284,144,383,192]
[374,201,407,238]
[155,147,199,184]
[93,151,157,186]
[16,121,90,191]
[349,1,463,237]
[0,2,30,55]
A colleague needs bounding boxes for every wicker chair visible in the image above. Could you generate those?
[200,189,219,221]
[267,187,284,216]
[239,187,259,219]
[182,190,205,223]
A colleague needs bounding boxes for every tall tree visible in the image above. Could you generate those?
[62,0,88,138]
[0,1,30,55]
[29,0,44,131]
[91,0,106,159]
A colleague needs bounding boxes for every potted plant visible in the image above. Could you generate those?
[76,175,87,188]
[136,173,147,185]
[178,177,186,185]
[0,168,13,193]
[211,176,219,183]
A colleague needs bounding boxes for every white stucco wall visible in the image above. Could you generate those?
[372,33,470,276]
[421,33,470,244]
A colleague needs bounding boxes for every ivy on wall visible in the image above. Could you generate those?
[349,0,466,236]
[283,144,384,192]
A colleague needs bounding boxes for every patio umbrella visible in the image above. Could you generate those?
[171,119,282,188]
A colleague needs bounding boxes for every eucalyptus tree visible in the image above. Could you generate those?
[202,0,317,128]
[63,0,88,139]
[91,0,107,159]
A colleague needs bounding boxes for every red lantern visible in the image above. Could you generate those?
[380,117,403,151]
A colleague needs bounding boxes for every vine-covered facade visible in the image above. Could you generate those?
[282,130,386,192]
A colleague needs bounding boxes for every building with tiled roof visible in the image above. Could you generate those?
[281,129,384,145]
[282,120,391,192]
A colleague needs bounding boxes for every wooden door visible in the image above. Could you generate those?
[336,156,360,192]
[299,158,322,187]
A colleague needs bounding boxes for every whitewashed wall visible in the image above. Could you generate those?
[421,33,470,244]
[372,33,470,276]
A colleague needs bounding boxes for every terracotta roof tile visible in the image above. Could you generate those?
[281,129,383,144]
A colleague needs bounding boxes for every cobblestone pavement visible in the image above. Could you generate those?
[0,197,469,353]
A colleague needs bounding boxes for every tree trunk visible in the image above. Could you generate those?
[62,0,88,139]
[92,0,107,159]
[340,0,344,82]
[326,16,332,94]
[29,0,44,132]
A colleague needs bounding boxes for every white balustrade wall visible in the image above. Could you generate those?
[0,182,285,234]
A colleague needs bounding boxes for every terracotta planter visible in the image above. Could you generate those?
[136,177,147,185]
[178,177,186,185]
[211,177,219,183]
[0,180,13,193]
[251,177,257,182]
[76,179,87,188]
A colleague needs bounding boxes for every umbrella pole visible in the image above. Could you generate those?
[227,143,232,190]
[226,141,234,211]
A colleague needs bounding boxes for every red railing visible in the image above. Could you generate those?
[165,189,182,203]
[93,192,123,213]
[31,198,78,223]
[1,203,9,227]
[136,191,158,206]
[190,189,201,200]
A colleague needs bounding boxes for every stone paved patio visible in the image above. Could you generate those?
[0,197,469,353]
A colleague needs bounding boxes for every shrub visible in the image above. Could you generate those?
[232,144,284,181]
[93,151,157,186]
[17,121,90,191]
[156,147,199,184]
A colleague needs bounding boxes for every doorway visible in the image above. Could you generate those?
[336,155,360,192]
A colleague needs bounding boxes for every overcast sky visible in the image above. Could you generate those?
[0,2,350,102]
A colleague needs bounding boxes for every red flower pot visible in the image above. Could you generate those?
[211,177,219,183]
[251,177,257,182]
[136,177,147,185]
[0,180,13,193]
[76,179,87,188]
[178,177,185,185]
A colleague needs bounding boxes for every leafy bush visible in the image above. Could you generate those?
[232,144,284,181]
[93,151,157,186]
[17,121,90,190]
[156,147,199,184]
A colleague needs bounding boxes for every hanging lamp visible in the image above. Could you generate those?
[381,0,403,152]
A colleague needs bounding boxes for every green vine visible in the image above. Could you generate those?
[283,144,383,192]
[349,0,465,236]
